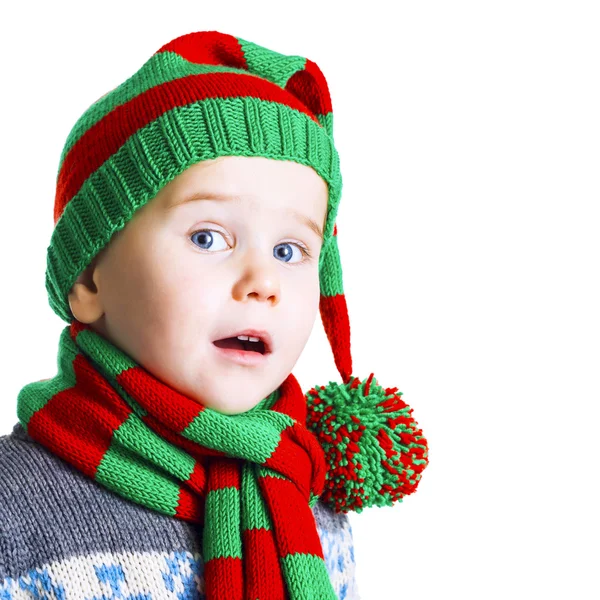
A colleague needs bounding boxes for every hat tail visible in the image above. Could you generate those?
[318,224,352,384]
[311,222,430,513]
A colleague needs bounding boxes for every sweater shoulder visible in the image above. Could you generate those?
[0,422,201,583]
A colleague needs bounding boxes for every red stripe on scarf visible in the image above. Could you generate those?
[243,527,286,599]
[260,475,325,558]
[27,353,133,478]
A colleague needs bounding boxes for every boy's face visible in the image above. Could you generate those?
[68,156,329,414]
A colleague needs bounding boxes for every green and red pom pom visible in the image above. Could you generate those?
[305,373,429,513]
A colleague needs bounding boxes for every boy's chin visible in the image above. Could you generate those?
[198,392,267,415]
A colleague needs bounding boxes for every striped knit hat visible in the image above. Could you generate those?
[47,29,352,381]
[46,30,429,514]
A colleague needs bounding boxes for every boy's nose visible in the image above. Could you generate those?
[232,252,281,305]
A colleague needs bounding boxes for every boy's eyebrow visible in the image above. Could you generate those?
[167,191,324,241]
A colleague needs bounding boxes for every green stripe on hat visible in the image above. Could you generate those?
[47,96,341,323]
[319,234,344,297]
[236,37,307,88]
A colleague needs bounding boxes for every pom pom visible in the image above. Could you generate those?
[305,373,429,513]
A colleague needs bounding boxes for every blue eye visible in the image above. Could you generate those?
[274,243,308,264]
[190,230,311,265]
[190,230,228,251]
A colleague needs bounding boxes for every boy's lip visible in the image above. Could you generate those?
[211,328,273,354]
[212,343,271,366]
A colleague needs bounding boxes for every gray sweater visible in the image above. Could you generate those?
[0,422,360,598]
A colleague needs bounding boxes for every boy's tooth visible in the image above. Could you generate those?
[236,335,261,342]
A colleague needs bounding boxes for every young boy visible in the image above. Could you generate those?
[0,30,428,599]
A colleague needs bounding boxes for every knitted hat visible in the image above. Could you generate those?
[47,30,428,513]
[48,29,351,376]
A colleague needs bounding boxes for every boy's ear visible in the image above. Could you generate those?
[68,255,104,324]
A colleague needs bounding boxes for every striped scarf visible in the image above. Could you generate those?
[16,320,339,599]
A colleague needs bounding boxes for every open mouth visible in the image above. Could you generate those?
[213,337,268,355]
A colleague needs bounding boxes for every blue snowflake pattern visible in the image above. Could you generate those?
[160,551,204,600]
[85,563,151,600]
[0,568,67,600]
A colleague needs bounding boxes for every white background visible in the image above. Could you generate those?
[1,1,599,598]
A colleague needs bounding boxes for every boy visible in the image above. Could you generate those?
[1,30,428,598]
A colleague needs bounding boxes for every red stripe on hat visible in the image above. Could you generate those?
[155,31,248,70]
[319,293,352,383]
[285,58,333,116]
[55,72,322,223]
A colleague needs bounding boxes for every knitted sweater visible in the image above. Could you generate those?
[0,422,360,599]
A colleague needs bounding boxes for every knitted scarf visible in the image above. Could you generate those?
[16,320,338,600]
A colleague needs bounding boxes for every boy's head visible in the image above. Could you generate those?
[47,30,355,414]
[68,155,328,414]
